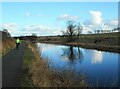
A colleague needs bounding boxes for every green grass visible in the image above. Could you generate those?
[20,44,34,87]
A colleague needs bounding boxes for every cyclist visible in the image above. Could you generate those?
[16,38,21,50]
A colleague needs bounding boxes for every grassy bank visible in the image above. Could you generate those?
[21,41,89,87]
[37,32,120,53]
[2,38,15,56]
[21,42,34,87]
[1,31,16,56]
[0,34,15,55]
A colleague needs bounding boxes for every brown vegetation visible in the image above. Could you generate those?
[23,42,89,87]
[1,31,15,55]
[37,32,120,53]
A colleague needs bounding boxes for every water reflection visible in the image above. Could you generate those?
[61,46,83,63]
[37,43,118,87]
[91,50,103,64]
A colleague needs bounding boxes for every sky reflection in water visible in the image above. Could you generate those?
[37,43,118,87]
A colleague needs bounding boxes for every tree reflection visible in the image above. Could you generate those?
[61,46,83,63]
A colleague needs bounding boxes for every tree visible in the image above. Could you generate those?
[112,27,120,32]
[29,33,37,42]
[61,46,83,63]
[76,22,82,37]
[117,27,120,32]
[61,21,78,42]
[3,29,11,37]
[62,21,77,37]
[87,31,92,34]
[32,33,37,37]
[95,30,100,34]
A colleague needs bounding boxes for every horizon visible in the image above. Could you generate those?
[0,2,118,36]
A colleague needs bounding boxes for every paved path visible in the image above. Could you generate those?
[2,42,26,87]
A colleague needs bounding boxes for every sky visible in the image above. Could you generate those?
[0,2,119,36]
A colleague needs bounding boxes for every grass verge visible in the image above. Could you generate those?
[21,42,34,87]
[1,38,16,56]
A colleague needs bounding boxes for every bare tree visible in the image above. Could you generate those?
[61,21,78,42]
[62,21,77,37]
[76,22,82,37]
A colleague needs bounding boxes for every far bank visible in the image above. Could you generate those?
[37,32,120,53]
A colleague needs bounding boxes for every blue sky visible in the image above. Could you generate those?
[1,2,118,36]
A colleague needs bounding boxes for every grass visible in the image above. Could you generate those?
[21,42,34,87]
[1,38,16,56]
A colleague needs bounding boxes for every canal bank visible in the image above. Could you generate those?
[21,42,89,87]
[37,32,120,53]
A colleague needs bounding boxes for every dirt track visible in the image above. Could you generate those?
[2,42,26,87]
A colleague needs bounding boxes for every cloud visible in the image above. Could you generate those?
[82,23,113,34]
[1,23,62,36]
[90,11,103,25]
[24,12,46,18]
[91,50,103,64]
[104,19,118,26]
[25,12,30,17]
[0,23,25,36]
[84,10,103,25]
[82,24,97,34]
[82,10,118,34]
[2,23,17,33]
[23,24,62,36]
[57,14,79,21]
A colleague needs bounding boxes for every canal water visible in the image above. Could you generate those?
[37,43,119,87]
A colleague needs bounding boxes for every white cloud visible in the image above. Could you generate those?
[84,10,103,25]
[25,12,46,18]
[1,23,26,36]
[36,14,46,17]
[104,19,118,26]
[2,23,17,33]
[24,24,62,36]
[82,24,96,34]
[90,10,103,25]
[1,23,62,36]
[82,10,118,34]
[58,14,79,21]
[25,12,30,17]
[91,50,103,64]
[82,23,113,34]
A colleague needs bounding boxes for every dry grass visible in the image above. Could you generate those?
[27,41,89,87]
[1,38,15,55]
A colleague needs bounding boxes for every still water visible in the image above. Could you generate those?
[37,43,118,87]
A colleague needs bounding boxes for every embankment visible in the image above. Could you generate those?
[37,32,120,53]
[0,31,15,55]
